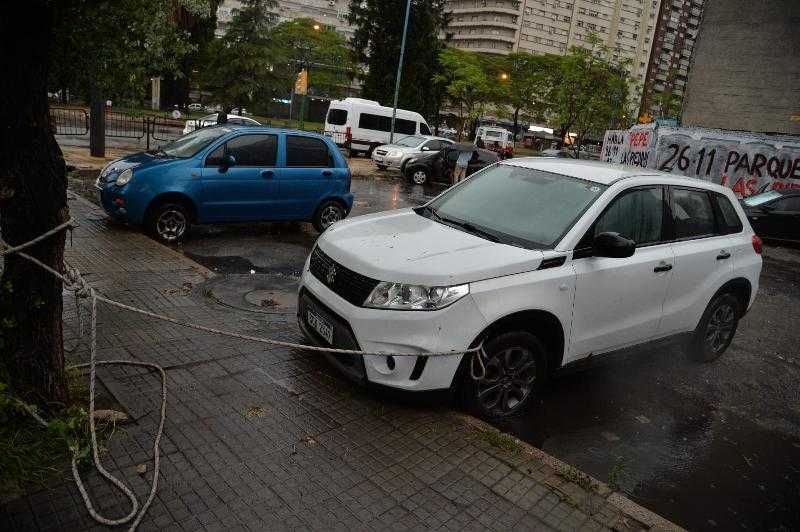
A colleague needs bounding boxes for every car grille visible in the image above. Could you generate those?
[375,149,387,156]
[309,246,380,307]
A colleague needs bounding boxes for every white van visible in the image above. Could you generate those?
[324,97,432,155]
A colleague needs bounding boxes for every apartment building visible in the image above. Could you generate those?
[216,0,354,39]
[446,0,661,86]
[639,0,704,117]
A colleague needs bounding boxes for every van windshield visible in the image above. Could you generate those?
[419,164,607,249]
[395,135,425,147]
[327,108,348,125]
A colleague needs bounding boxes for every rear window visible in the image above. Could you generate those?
[327,108,348,126]
[286,136,332,167]
[714,193,743,234]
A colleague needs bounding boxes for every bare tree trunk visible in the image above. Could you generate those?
[0,0,69,406]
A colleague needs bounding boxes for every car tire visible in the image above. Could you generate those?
[686,292,741,362]
[410,168,429,185]
[146,202,190,244]
[312,200,345,232]
[462,331,548,419]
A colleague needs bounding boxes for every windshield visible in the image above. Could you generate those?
[161,127,230,158]
[395,135,425,147]
[484,131,503,138]
[423,164,607,249]
[743,190,781,206]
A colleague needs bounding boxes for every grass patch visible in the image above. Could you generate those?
[0,377,117,501]
[475,427,524,455]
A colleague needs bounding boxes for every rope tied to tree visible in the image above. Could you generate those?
[0,219,489,530]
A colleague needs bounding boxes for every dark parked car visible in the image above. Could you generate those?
[402,143,499,185]
[742,189,800,241]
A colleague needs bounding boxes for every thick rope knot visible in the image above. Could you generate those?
[64,266,93,299]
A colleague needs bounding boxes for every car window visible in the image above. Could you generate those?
[286,135,332,167]
[327,108,347,126]
[206,144,224,166]
[395,118,416,135]
[714,193,743,234]
[358,113,391,132]
[423,140,441,150]
[219,134,277,166]
[771,196,800,211]
[396,135,425,147]
[419,123,431,135]
[164,126,229,158]
[594,187,664,246]
[671,188,715,239]
[743,190,780,206]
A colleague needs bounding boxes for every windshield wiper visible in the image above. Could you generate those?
[438,215,502,243]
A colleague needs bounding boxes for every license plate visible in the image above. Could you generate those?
[306,309,334,344]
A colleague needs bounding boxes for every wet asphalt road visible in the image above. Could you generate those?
[176,173,800,531]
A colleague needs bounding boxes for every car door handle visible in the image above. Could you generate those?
[261,170,273,179]
[716,251,731,260]
[654,263,673,273]
[321,170,333,177]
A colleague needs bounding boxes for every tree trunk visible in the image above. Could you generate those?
[0,0,69,406]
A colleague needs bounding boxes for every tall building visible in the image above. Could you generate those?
[216,0,355,39]
[681,0,800,135]
[638,0,704,118]
[445,0,661,86]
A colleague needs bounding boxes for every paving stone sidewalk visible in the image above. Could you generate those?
[1,194,679,531]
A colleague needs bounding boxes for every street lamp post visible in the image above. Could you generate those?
[389,0,412,144]
[297,22,322,130]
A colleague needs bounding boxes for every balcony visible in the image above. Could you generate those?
[449,19,520,31]
[449,31,517,44]
[449,6,522,17]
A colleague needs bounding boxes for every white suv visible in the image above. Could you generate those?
[298,159,762,418]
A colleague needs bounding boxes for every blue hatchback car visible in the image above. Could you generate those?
[96,126,354,243]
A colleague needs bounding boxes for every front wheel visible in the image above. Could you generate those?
[462,331,548,419]
[312,200,345,232]
[147,202,190,244]
[409,168,429,185]
[686,292,741,362]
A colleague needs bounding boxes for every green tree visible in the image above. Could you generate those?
[203,0,282,113]
[49,0,209,104]
[348,0,449,122]
[435,48,493,141]
[271,18,356,99]
[489,52,559,142]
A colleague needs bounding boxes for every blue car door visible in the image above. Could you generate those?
[199,133,279,222]
[274,134,343,219]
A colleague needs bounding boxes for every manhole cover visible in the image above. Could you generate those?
[244,289,295,310]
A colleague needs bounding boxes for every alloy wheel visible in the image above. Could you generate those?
[320,205,342,229]
[476,346,537,415]
[156,209,186,242]
[705,303,736,353]
[412,170,427,185]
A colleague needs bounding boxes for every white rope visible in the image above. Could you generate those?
[1,220,487,530]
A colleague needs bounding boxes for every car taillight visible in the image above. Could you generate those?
[752,234,763,254]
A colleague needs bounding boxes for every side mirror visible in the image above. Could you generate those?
[421,146,430,151]
[593,231,635,258]
[219,153,236,171]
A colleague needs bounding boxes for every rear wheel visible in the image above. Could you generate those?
[686,292,741,362]
[312,200,345,232]
[410,168,429,185]
[462,331,548,419]
[147,202,190,244]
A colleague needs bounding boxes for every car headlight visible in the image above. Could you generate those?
[386,150,401,158]
[115,168,133,186]
[364,282,469,310]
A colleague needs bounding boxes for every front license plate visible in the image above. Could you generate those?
[306,309,334,345]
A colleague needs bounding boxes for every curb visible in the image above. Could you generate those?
[67,191,217,279]
[454,413,685,531]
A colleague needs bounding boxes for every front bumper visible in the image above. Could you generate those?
[371,153,404,170]
[297,267,487,391]
[96,183,129,222]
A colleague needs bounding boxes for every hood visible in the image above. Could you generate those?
[318,208,544,286]
[376,144,420,154]
[99,152,181,182]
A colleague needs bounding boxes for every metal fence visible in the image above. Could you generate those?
[49,107,89,135]
[105,111,147,139]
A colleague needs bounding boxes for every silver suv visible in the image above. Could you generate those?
[372,135,454,171]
